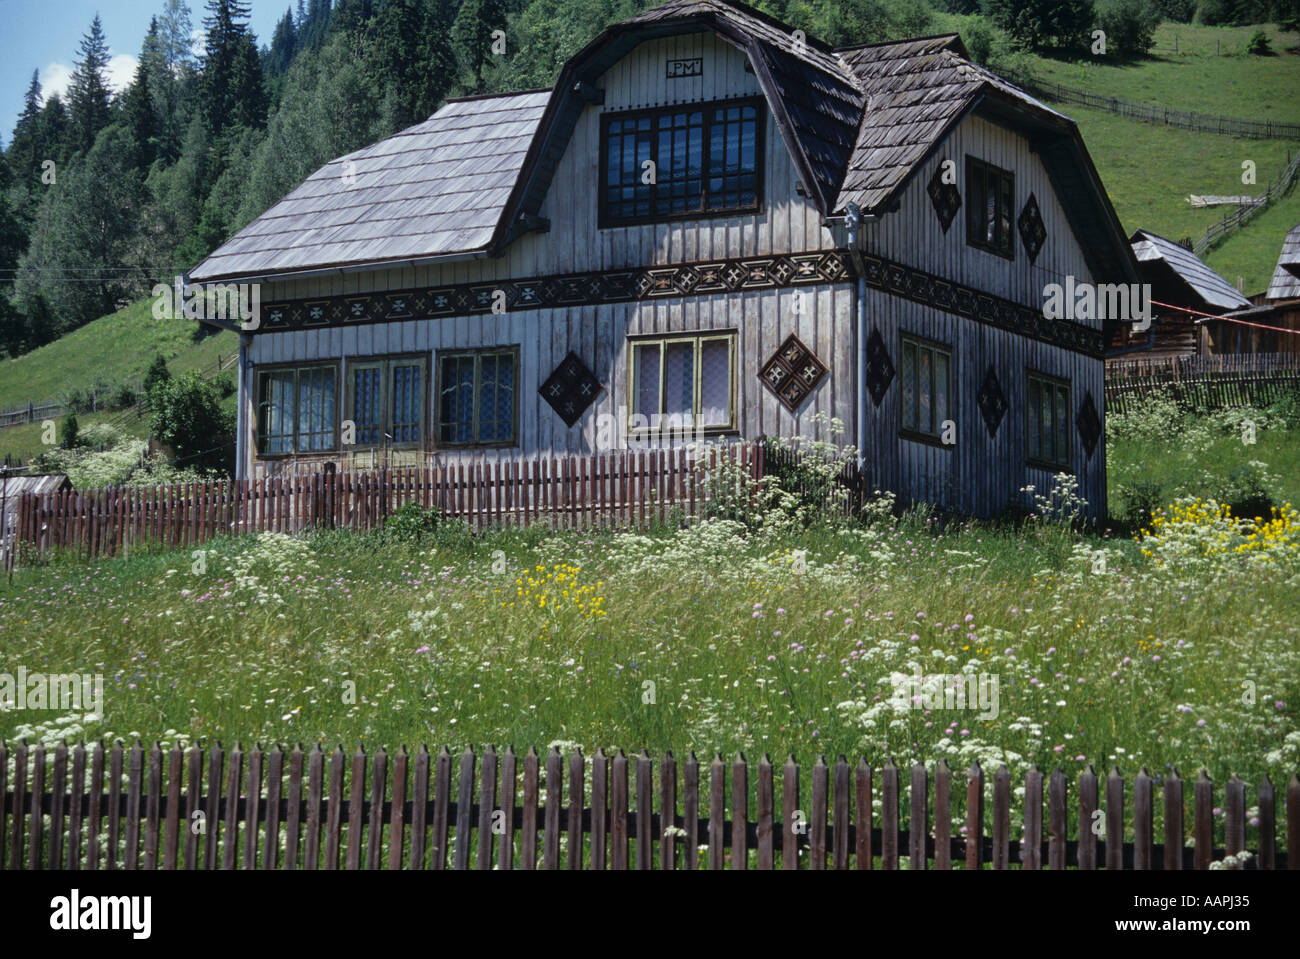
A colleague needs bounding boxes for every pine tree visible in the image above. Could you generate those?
[124,20,163,169]
[268,8,298,76]
[201,0,267,136]
[371,0,457,127]
[67,15,114,156]
[7,71,45,184]
[451,0,508,85]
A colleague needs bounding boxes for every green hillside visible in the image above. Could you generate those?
[0,298,237,413]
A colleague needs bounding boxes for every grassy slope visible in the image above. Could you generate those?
[0,299,238,412]
[1029,21,1300,125]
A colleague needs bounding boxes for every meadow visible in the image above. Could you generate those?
[2,393,1298,854]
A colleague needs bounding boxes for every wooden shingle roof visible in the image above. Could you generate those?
[1266,223,1300,301]
[1131,229,1250,311]
[834,35,1066,213]
[190,91,549,281]
[191,0,1136,288]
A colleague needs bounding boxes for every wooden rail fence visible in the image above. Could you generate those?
[1004,69,1300,141]
[1,742,1294,870]
[8,443,763,563]
[1105,353,1300,414]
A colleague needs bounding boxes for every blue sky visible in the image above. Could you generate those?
[1,0,289,143]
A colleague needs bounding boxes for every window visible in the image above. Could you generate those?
[899,335,952,444]
[436,348,518,446]
[257,364,337,455]
[346,356,426,448]
[629,332,735,432]
[1026,372,1071,470]
[966,156,1015,258]
[601,98,762,226]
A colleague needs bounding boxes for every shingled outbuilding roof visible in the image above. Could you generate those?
[1265,223,1300,301]
[1130,229,1250,311]
[191,0,1135,288]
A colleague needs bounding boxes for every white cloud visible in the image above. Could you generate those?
[40,61,73,102]
[39,53,139,103]
[106,54,139,93]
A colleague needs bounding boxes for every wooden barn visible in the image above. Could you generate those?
[1198,222,1300,355]
[1108,229,1249,358]
[190,0,1139,520]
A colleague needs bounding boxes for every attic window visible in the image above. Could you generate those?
[600,98,762,227]
[965,156,1015,259]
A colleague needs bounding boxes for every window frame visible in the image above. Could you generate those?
[254,361,340,458]
[598,96,765,229]
[898,332,954,449]
[433,345,521,449]
[965,155,1016,260]
[1025,369,1072,472]
[343,352,430,452]
[626,330,738,436]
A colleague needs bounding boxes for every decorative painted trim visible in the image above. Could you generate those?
[853,253,1106,359]
[259,252,851,332]
[255,248,1104,358]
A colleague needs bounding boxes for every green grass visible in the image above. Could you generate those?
[2,401,1296,837]
[1205,183,1300,294]
[0,298,238,413]
[1061,105,1297,264]
[0,409,151,464]
[1026,21,1300,126]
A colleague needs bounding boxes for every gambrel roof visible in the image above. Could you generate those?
[1265,223,1300,301]
[191,0,1135,287]
[1130,229,1250,311]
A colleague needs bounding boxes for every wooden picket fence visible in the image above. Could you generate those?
[1105,353,1300,414]
[8,443,763,563]
[1,741,1294,870]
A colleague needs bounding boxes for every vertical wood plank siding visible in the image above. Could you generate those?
[225,35,1108,521]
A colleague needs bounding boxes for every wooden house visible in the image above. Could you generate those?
[1108,229,1249,358]
[190,0,1139,520]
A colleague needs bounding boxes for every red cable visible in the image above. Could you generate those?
[1148,298,1300,336]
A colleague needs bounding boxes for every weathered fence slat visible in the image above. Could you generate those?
[1,743,1294,870]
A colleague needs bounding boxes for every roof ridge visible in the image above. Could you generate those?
[833,32,962,54]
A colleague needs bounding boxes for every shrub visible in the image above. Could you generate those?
[61,413,81,450]
[1216,461,1277,518]
[1155,0,1196,22]
[61,386,95,415]
[381,502,472,545]
[1245,28,1273,53]
[1096,0,1163,57]
[142,354,171,399]
[1118,479,1164,529]
[147,370,236,474]
[982,0,1096,52]
[109,382,138,409]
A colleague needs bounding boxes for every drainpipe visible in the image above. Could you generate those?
[844,203,868,473]
[236,332,253,482]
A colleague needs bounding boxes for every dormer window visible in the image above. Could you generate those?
[600,97,763,227]
[966,156,1015,259]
